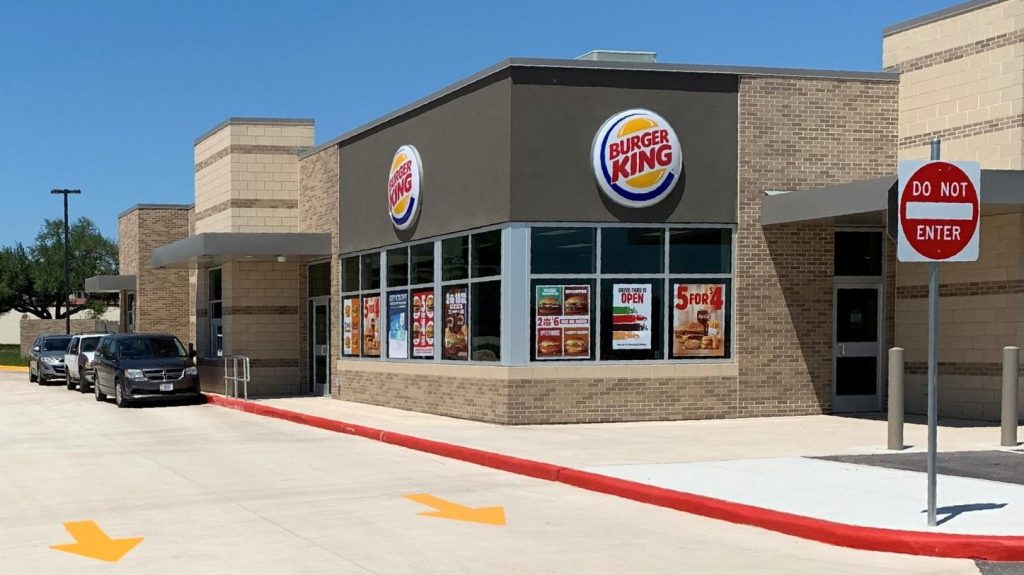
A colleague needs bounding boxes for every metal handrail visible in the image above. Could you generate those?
[223,355,250,399]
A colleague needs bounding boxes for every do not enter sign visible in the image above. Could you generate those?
[897,160,981,262]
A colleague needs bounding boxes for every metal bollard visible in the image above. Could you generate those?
[888,347,905,450]
[1002,346,1019,447]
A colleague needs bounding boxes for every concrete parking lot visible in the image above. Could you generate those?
[0,372,1001,574]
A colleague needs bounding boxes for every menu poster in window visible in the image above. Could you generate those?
[342,297,360,356]
[535,285,591,359]
[387,292,408,359]
[672,284,726,358]
[411,289,435,358]
[443,287,468,360]
[612,284,652,350]
[362,296,381,357]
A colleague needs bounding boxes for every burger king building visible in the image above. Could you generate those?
[91,0,1024,424]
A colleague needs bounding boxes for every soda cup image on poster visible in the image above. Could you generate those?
[612,284,652,350]
[535,285,591,359]
[672,283,726,358]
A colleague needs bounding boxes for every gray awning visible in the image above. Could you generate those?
[151,233,332,269]
[762,169,1024,226]
[84,275,136,293]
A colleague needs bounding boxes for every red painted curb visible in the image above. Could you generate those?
[204,394,1024,561]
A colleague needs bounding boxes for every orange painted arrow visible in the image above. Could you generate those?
[402,493,506,526]
[50,520,143,562]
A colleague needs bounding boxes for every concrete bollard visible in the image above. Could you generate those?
[888,347,905,450]
[1002,346,1019,447]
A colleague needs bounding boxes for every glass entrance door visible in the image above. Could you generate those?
[310,297,330,396]
[833,285,882,412]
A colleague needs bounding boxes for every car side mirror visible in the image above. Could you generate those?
[32,346,39,352]
[188,343,197,365]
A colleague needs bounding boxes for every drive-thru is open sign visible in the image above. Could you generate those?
[897,160,981,262]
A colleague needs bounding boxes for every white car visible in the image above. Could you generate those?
[64,333,108,392]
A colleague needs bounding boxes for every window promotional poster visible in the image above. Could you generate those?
[411,289,435,358]
[611,284,652,350]
[535,285,591,359]
[362,296,381,357]
[672,283,726,358]
[342,297,360,356]
[387,292,408,359]
[443,287,468,360]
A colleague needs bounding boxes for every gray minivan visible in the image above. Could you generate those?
[93,333,201,408]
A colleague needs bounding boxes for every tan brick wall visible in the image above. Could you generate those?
[896,212,1024,420]
[116,206,191,343]
[297,145,340,393]
[221,260,301,396]
[194,120,313,234]
[736,76,898,417]
[334,362,740,424]
[885,0,1024,168]
[20,319,119,357]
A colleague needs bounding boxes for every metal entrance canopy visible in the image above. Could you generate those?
[761,169,1024,226]
[150,232,332,269]
[83,275,137,293]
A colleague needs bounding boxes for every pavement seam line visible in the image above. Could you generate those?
[203,394,1024,562]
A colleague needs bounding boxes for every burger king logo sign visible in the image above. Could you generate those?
[592,109,682,208]
[388,145,422,230]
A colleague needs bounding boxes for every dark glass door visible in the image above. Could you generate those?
[310,298,330,395]
[834,286,881,412]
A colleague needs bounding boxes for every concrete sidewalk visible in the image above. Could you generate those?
[250,397,1024,545]
[261,397,1018,468]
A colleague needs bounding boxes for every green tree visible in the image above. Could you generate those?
[0,217,118,319]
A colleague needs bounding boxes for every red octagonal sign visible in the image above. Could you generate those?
[897,160,981,262]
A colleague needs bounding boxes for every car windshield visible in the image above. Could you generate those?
[42,337,72,351]
[118,337,187,359]
[81,337,101,353]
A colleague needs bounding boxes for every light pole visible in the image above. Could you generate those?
[51,189,81,335]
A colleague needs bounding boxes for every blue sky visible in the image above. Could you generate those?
[0,0,962,246]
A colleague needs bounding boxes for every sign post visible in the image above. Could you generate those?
[896,140,981,526]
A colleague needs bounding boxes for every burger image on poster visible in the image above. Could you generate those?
[592,109,683,208]
[388,144,423,230]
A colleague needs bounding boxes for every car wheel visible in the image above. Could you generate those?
[65,374,75,390]
[78,374,91,394]
[115,380,129,409]
[29,369,37,383]
[94,380,106,402]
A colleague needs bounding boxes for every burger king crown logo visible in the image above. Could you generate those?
[591,109,682,208]
[388,145,422,230]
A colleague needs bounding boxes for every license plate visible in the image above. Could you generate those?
[159,383,173,392]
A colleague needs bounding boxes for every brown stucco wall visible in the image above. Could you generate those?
[736,75,898,417]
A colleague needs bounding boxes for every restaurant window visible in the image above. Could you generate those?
[471,230,501,278]
[834,231,883,277]
[410,242,434,284]
[387,247,409,287]
[669,229,731,274]
[442,236,469,281]
[208,267,223,357]
[531,227,596,275]
[308,262,330,298]
[530,225,732,362]
[342,228,501,363]
[601,227,664,275]
[471,281,501,361]
[360,253,380,290]
[342,256,360,292]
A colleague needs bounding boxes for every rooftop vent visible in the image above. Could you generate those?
[575,50,657,63]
